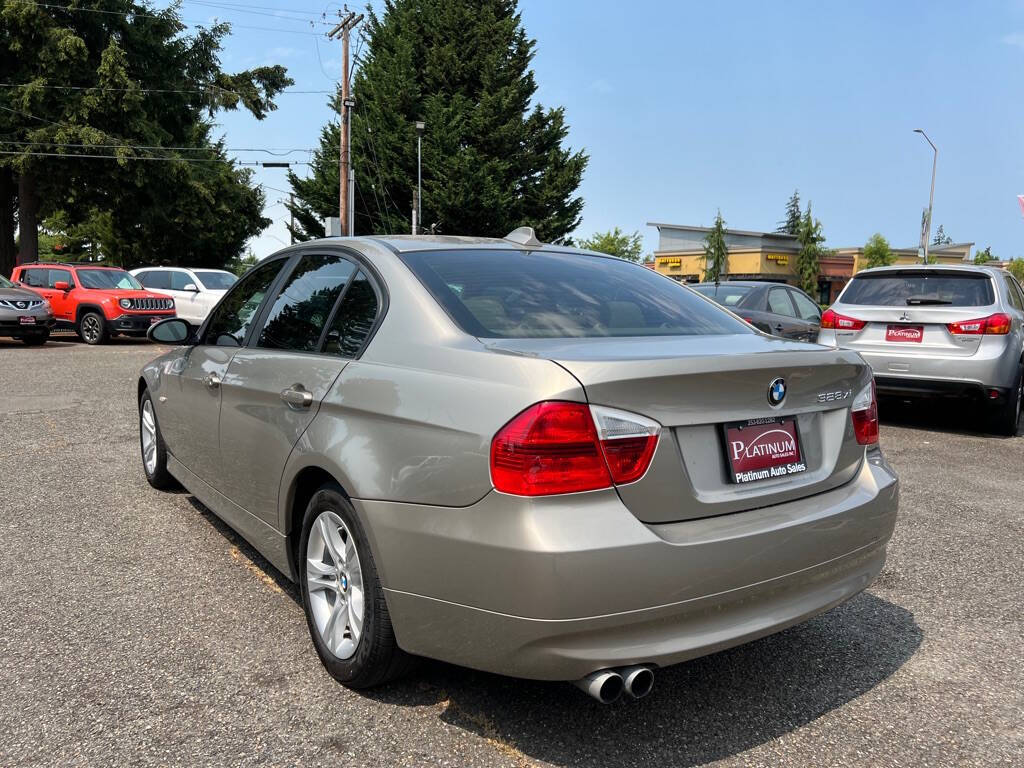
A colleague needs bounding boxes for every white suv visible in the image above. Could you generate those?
[130,267,236,325]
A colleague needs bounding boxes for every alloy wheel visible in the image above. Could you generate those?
[140,399,158,475]
[81,315,101,343]
[306,511,365,660]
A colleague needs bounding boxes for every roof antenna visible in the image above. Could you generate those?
[504,226,542,247]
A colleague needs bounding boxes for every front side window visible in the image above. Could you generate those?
[77,269,142,290]
[324,271,379,357]
[401,249,749,338]
[257,254,356,352]
[194,271,237,290]
[842,272,995,307]
[202,258,285,347]
[0,273,12,288]
[170,271,194,291]
[47,269,72,289]
[790,289,822,321]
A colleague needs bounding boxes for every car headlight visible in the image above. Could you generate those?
[119,298,132,309]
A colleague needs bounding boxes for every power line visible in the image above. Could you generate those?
[182,0,331,24]
[6,0,325,36]
[0,82,332,95]
[0,149,313,165]
[0,140,318,155]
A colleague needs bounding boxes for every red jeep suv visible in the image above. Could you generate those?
[11,262,176,344]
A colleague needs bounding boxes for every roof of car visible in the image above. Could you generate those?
[693,281,773,288]
[854,264,1004,276]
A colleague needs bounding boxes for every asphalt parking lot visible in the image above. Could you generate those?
[1,337,1021,767]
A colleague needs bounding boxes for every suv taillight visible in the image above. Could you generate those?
[490,402,661,496]
[821,308,866,331]
[851,380,879,445]
[947,313,1012,335]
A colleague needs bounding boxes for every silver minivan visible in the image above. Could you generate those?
[818,265,1024,435]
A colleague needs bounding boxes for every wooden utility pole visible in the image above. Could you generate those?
[327,10,363,236]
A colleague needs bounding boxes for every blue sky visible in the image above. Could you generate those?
[203,0,1024,260]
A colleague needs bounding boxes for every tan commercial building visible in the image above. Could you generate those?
[648,222,974,304]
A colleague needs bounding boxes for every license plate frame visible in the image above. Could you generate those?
[722,416,807,484]
[18,316,36,325]
[886,324,924,343]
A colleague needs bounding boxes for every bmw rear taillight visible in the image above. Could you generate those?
[947,313,1012,335]
[490,402,661,496]
[851,380,879,445]
[821,308,866,331]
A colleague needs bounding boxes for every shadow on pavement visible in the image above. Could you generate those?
[362,593,921,767]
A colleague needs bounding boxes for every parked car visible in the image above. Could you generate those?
[137,231,898,702]
[12,262,176,345]
[130,266,236,325]
[818,264,1024,435]
[0,272,54,345]
[691,280,822,341]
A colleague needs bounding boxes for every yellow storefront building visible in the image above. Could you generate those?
[648,222,974,304]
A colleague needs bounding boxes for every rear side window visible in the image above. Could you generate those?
[324,271,379,357]
[691,284,751,307]
[257,254,355,352]
[841,272,995,307]
[401,249,749,338]
[1002,275,1023,311]
[139,271,170,289]
[21,269,46,288]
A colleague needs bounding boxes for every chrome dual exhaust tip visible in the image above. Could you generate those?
[574,666,654,703]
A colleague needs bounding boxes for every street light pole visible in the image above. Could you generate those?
[415,121,424,235]
[914,129,938,264]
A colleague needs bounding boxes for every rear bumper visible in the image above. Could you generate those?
[110,312,175,334]
[0,315,55,335]
[356,454,899,680]
[873,375,1009,401]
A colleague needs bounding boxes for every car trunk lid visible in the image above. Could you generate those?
[485,334,871,523]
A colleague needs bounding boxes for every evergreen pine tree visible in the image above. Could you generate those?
[776,189,801,234]
[288,0,588,241]
[703,210,728,283]
[796,203,825,295]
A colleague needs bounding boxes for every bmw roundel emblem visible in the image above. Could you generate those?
[768,378,787,407]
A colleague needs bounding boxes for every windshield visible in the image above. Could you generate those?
[0,274,13,288]
[77,269,143,290]
[691,284,752,307]
[400,249,750,338]
[841,272,994,307]
[194,270,237,290]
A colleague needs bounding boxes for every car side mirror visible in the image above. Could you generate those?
[148,317,194,345]
[183,283,199,292]
[54,281,71,291]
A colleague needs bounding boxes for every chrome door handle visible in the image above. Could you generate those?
[281,385,313,409]
[203,373,221,390]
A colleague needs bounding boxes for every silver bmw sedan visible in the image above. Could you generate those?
[138,231,898,703]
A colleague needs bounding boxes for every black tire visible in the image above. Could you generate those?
[21,331,49,346]
[990,365,1023,437]
[78,311,109,345]
[139,390,179,490]
[299,484,414,688]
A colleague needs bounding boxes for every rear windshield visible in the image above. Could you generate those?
[691,283,752,307]
[195,271,237,290]
[400,249,749,338]
[841,272,995,307]
[77,269,142,290]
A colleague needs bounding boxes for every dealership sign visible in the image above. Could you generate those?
[724,417,806,484]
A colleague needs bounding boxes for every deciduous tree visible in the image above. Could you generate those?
[579,228,643,262]
[862,232,895,269]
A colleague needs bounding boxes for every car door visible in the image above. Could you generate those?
[1000,273,1024,362]
[157,257,288,485]
[217,251,362,524]
[168,269,205,323]
[788,287,823,342]
[765,286,803,339]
